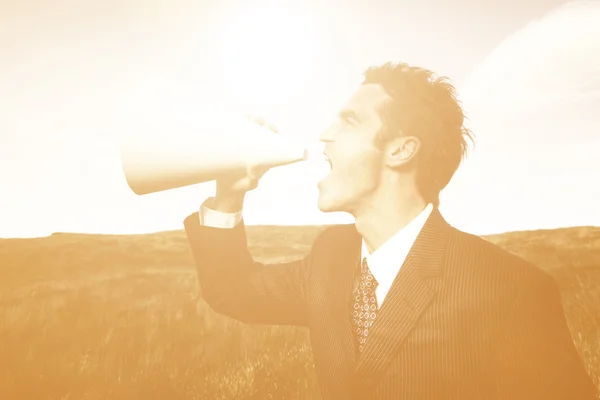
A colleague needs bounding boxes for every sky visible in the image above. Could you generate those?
[0,0,598,237]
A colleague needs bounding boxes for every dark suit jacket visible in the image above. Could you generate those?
[183,207,597,399]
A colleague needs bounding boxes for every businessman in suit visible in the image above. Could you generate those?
[184,62,597,399]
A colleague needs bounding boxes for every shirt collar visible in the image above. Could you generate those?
[360,203,434,284]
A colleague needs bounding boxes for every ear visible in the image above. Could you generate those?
[385,136,420,168]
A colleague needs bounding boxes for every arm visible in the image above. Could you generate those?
[184,198,321,327]
[495,269,598,399]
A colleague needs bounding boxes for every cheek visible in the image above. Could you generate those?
[338,148,381,187]
[356,153,382,183]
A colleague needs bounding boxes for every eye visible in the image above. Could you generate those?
[340,111,359,126]
[345,116,359,125]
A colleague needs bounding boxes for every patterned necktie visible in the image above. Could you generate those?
[351,257,379,353]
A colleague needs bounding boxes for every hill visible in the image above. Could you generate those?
[0,225,599,399]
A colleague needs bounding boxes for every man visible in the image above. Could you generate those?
[183,62,597,399]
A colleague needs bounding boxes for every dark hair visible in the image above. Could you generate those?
[362,62,474,207]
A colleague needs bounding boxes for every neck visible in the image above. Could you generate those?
[354,184,428,254]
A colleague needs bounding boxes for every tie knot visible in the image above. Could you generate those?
[361,257,369,270]
[361,258,378,289]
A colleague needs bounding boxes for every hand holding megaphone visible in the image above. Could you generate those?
[216,115,277,192]
[213,115,286,212]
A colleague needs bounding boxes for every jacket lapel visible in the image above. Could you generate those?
[350,207,450,389]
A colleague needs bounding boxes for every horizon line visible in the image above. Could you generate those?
[2,223,599,240]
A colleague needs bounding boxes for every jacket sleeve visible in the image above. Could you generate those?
[183,211,322,327]
[494,268,598,399]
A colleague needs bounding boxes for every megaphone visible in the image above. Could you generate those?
[120,111,308,195]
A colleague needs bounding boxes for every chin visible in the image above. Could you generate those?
[317,202,337,213]
[317,191,332,212]
[317,189,344,213]
[317,196,333,213]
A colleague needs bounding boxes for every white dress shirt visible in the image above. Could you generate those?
[198,200,434,307]
[359,203,433,306]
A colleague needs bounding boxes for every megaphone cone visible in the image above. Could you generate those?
[120,112,308,195]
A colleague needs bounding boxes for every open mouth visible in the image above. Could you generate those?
[324,153,332,170]
[317,153,332,186]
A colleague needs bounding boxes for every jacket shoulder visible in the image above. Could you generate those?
[447,226,556,285]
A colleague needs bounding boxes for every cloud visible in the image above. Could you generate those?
[442,1,600,235]
[461,0,600,112]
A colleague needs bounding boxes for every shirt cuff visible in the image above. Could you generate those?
[198,197,243,228]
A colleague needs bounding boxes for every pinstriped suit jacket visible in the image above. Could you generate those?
[184,207,597,399]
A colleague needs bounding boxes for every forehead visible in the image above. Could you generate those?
[340,83,393,121]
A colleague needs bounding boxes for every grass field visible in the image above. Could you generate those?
[1,224,599,399]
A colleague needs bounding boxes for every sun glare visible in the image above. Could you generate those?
[216,5,320,118]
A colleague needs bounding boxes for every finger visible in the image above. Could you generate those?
[239,176,259,191]
[250,164,272,181]
[230,176,253,193]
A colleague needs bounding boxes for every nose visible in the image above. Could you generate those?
[319,125,335,143]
